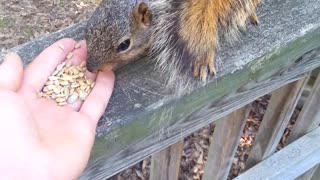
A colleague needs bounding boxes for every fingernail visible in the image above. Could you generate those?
[101,70,115,79]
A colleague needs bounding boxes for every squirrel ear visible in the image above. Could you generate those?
[134,2,152,26]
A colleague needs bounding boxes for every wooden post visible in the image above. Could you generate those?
[311,166,320,180]
[296,166,318,180]
[202,106,250,180]
[287,73,320,143]
[287,72,320,180]
[150,140,184,180]
[244,75,309,171]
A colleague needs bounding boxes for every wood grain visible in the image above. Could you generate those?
[150,140,184,180]
[235,127,320,180]
[296,165,318,180]
[288,73,320,180]
[311,166,320,180]
[244,75,309,171]
[202,106,250,180]
[288,73,320,143]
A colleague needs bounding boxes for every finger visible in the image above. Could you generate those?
[22,38,77,93]
[0,52,24,91]
[80,70,115,125]
[67,40,87,66]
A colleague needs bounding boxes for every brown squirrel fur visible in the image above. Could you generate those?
[85,0,261,87]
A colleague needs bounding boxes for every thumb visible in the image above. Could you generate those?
[0,52,24,91]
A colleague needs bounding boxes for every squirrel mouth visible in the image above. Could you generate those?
[100,60,134,71]
[100,62,125,71]
[100,63,115,71]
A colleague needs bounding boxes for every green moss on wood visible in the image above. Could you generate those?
[0,17,10,28]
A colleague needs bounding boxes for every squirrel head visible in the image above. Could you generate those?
[85,1,153,73]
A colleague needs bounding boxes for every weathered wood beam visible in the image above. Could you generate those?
[150,140,184,180]
[288,74,320,143]
[243,75,309,171]
[235,127,320,180]
[202,106,250,180]
[287,73,320,180]
[311,166,320,180]
[296,165,318,180]
[1,0,320,179]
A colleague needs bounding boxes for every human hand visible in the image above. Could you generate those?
[0,38,114,180]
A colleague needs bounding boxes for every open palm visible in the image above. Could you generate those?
[0,38,114,180]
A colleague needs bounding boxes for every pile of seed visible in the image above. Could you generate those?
[39,45,95,106]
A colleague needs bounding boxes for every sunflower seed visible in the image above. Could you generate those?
[61,75,73,81]
[53,87,61,94]
[54,80,60,86]
[67,52,73,59]
[67,94,78,104]
[40,59,95,106]
[60,81,69,86]
[49,76,59,81]
[75,43,81,49]
[79,91,86,101]
[45,81,54,86]
[80,61,86,68]
[51,93,57,99]
[47,85,55,90]
[56,97,66,103]
[58,102,68,106]
[58,44,65,50]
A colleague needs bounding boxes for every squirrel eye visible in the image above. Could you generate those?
[117,39,131,52]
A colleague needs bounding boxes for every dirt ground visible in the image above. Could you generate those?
[0,1,309,180]
[0,0,100,50]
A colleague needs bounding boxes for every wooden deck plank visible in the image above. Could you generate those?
[202,106,250,180]
[150,140,184,180]
[288,73,320,143]
[235,127,320,180]
[288,73,320,180]
[244,75,309,170]
[311,166,320,180]
[296,165,318,180]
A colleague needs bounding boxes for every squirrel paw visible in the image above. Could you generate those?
[193,56,216,82]
[249,13,259,25]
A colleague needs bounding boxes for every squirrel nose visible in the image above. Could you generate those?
[86,64,98,73]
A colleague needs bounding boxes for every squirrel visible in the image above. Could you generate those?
[85,0,261,86]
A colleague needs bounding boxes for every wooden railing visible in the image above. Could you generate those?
[1,0,319,179]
